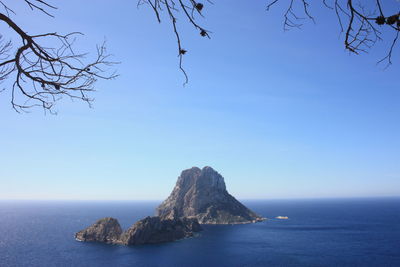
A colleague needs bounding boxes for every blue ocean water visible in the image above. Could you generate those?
[0,198,399,267]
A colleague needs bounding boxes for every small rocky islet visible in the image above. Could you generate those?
[75,166,265,245]
[75,216,202,245]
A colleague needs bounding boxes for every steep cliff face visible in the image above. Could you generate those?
[119,216,202,245]
[75,217,122,243]
[156,166,264,224]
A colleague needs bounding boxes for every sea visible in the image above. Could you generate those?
[0,198,399,267]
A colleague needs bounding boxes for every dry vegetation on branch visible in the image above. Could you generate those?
[138,0,211,85]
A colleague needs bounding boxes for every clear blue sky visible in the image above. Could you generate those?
[0,0,399,200]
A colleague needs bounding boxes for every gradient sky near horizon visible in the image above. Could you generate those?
[0,0,399,200]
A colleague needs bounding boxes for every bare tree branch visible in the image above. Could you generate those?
[266,0,400,66]
[0,1,117,113]
[139,0,210,85]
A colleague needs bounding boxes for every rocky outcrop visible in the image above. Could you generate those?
[76,166,265,246]
[75,217,122,243]
[156,166,264,224]
[119,216,202,245]
[75,216,202,245]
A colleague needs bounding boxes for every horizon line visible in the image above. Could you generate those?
[1,195,399,201]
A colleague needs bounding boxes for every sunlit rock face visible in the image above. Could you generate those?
[156,166,264,224]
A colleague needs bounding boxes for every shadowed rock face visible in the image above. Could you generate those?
[119,216,202,245]
[156,166,264,224]
[75,216,202,245]
[75,217,122,243]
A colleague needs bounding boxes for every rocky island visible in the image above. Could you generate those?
[157,166,264,224]
[75,216,202,245]
[75,166,265,246]
[75,217,122,243]
[119,216,202,245]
